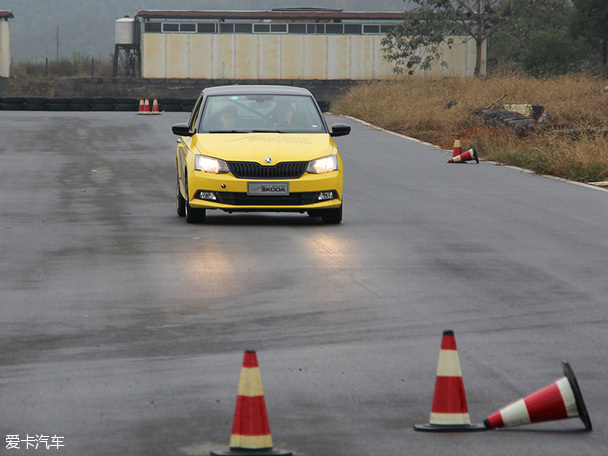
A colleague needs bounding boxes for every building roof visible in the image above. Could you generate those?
[135,9,403,22]
[0,11,14,19]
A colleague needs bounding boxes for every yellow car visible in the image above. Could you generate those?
[172,85,350,223]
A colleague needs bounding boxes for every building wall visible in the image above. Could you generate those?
[0,20,10,78]
[141,33,484,80]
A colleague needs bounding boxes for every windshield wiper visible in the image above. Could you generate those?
[207,130,251,133]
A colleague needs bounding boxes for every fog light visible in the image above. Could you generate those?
[318,191,335,201]
[197,191,216,201]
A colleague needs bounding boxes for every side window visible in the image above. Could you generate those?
[187,95,204,132]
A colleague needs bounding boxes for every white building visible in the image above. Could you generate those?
[129,8,485,80]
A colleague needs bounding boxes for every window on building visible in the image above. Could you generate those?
[235,23,252,33]
[219,23,234,33]
[288,24,306,34]
[344,24,361,34]
[145,22,161,33]
[162,23,179,32]
[180,23,196,32]
[270,24,287,33]
[253,23,270,33]
[198,23,216,33]
[326,24,343,34]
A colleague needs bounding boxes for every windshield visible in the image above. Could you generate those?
[198,94,327,133]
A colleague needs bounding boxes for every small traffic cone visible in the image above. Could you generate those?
[414,330,485,432]
[142,98,150,115]
[484,362,592,431]
[137,97,145,114]
[452,135,462,157]
[448,146,479,164]
[211,351,292,456]
[151,98,160,114]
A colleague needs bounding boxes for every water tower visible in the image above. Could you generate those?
[113,16,140,77]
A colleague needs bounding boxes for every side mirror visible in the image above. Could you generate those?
[330,123,351,137]
[172,123,193,137]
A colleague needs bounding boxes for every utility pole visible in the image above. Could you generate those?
[56,26,59,61]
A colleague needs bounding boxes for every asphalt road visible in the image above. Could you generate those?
[1,111,607,456]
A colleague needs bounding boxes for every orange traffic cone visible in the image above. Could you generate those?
[211,351,292,456]
[485,362,592,431]
[448,146,479,164]
[137,97,145,114]
[414,330,485,432]
[452,135,462,157]
[151,98,160,114]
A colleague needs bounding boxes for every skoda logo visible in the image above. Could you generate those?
[264,157,273,164]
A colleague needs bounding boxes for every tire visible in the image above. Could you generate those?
[47,98,71,111]
[114,97,138,111]
[24,97,48,111]
[70,98,92,111]
[183,173,206,223]
[186,202,206,224]
[91,97,115,111]
[176,170,186,217]
[321,204,342,224]
[181,99,196,112]
[159,98,181,112]
[1,97,25,110]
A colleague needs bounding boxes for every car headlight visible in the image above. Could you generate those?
[306,155,338,174]
[194,155,230,174]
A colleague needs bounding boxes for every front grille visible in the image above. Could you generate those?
[216,192,319,206]
[227,161,308,179]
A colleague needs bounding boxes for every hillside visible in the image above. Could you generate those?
[2,0,408,63]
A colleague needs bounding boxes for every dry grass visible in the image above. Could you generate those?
[333,74,608,183]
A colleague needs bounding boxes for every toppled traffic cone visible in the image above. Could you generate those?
[211,351,292,456]
[151,98,160,114]
[448,147,479,164]
[414,330,485,432]
[485,362,592,431]
[452,135,462,157]
[137,98,145,114]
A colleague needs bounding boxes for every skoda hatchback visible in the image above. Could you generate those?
[172,85,350,224]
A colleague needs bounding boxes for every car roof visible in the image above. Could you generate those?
[202,85,314,97]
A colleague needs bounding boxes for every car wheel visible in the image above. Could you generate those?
[176,172,186,217]
[321,205,342,224]
[184,174,206,224]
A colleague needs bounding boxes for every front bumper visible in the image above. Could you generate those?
[187,171,342,212]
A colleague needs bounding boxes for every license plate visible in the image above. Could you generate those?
[247,182,289,196]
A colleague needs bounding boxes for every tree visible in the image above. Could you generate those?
[570,0,608,67]
[382,0,536,76]
[490,0,588,75]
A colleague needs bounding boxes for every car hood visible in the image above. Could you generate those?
[192,133,337,163]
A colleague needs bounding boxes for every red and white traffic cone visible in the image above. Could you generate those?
[485,362,592,431]
[414,330,485,432]
[211,351,292,456]
[142,97,150,115]
[448,146,479,163]
[137,97,145,114]
[452,135,462,157]
[151,98,160,114]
